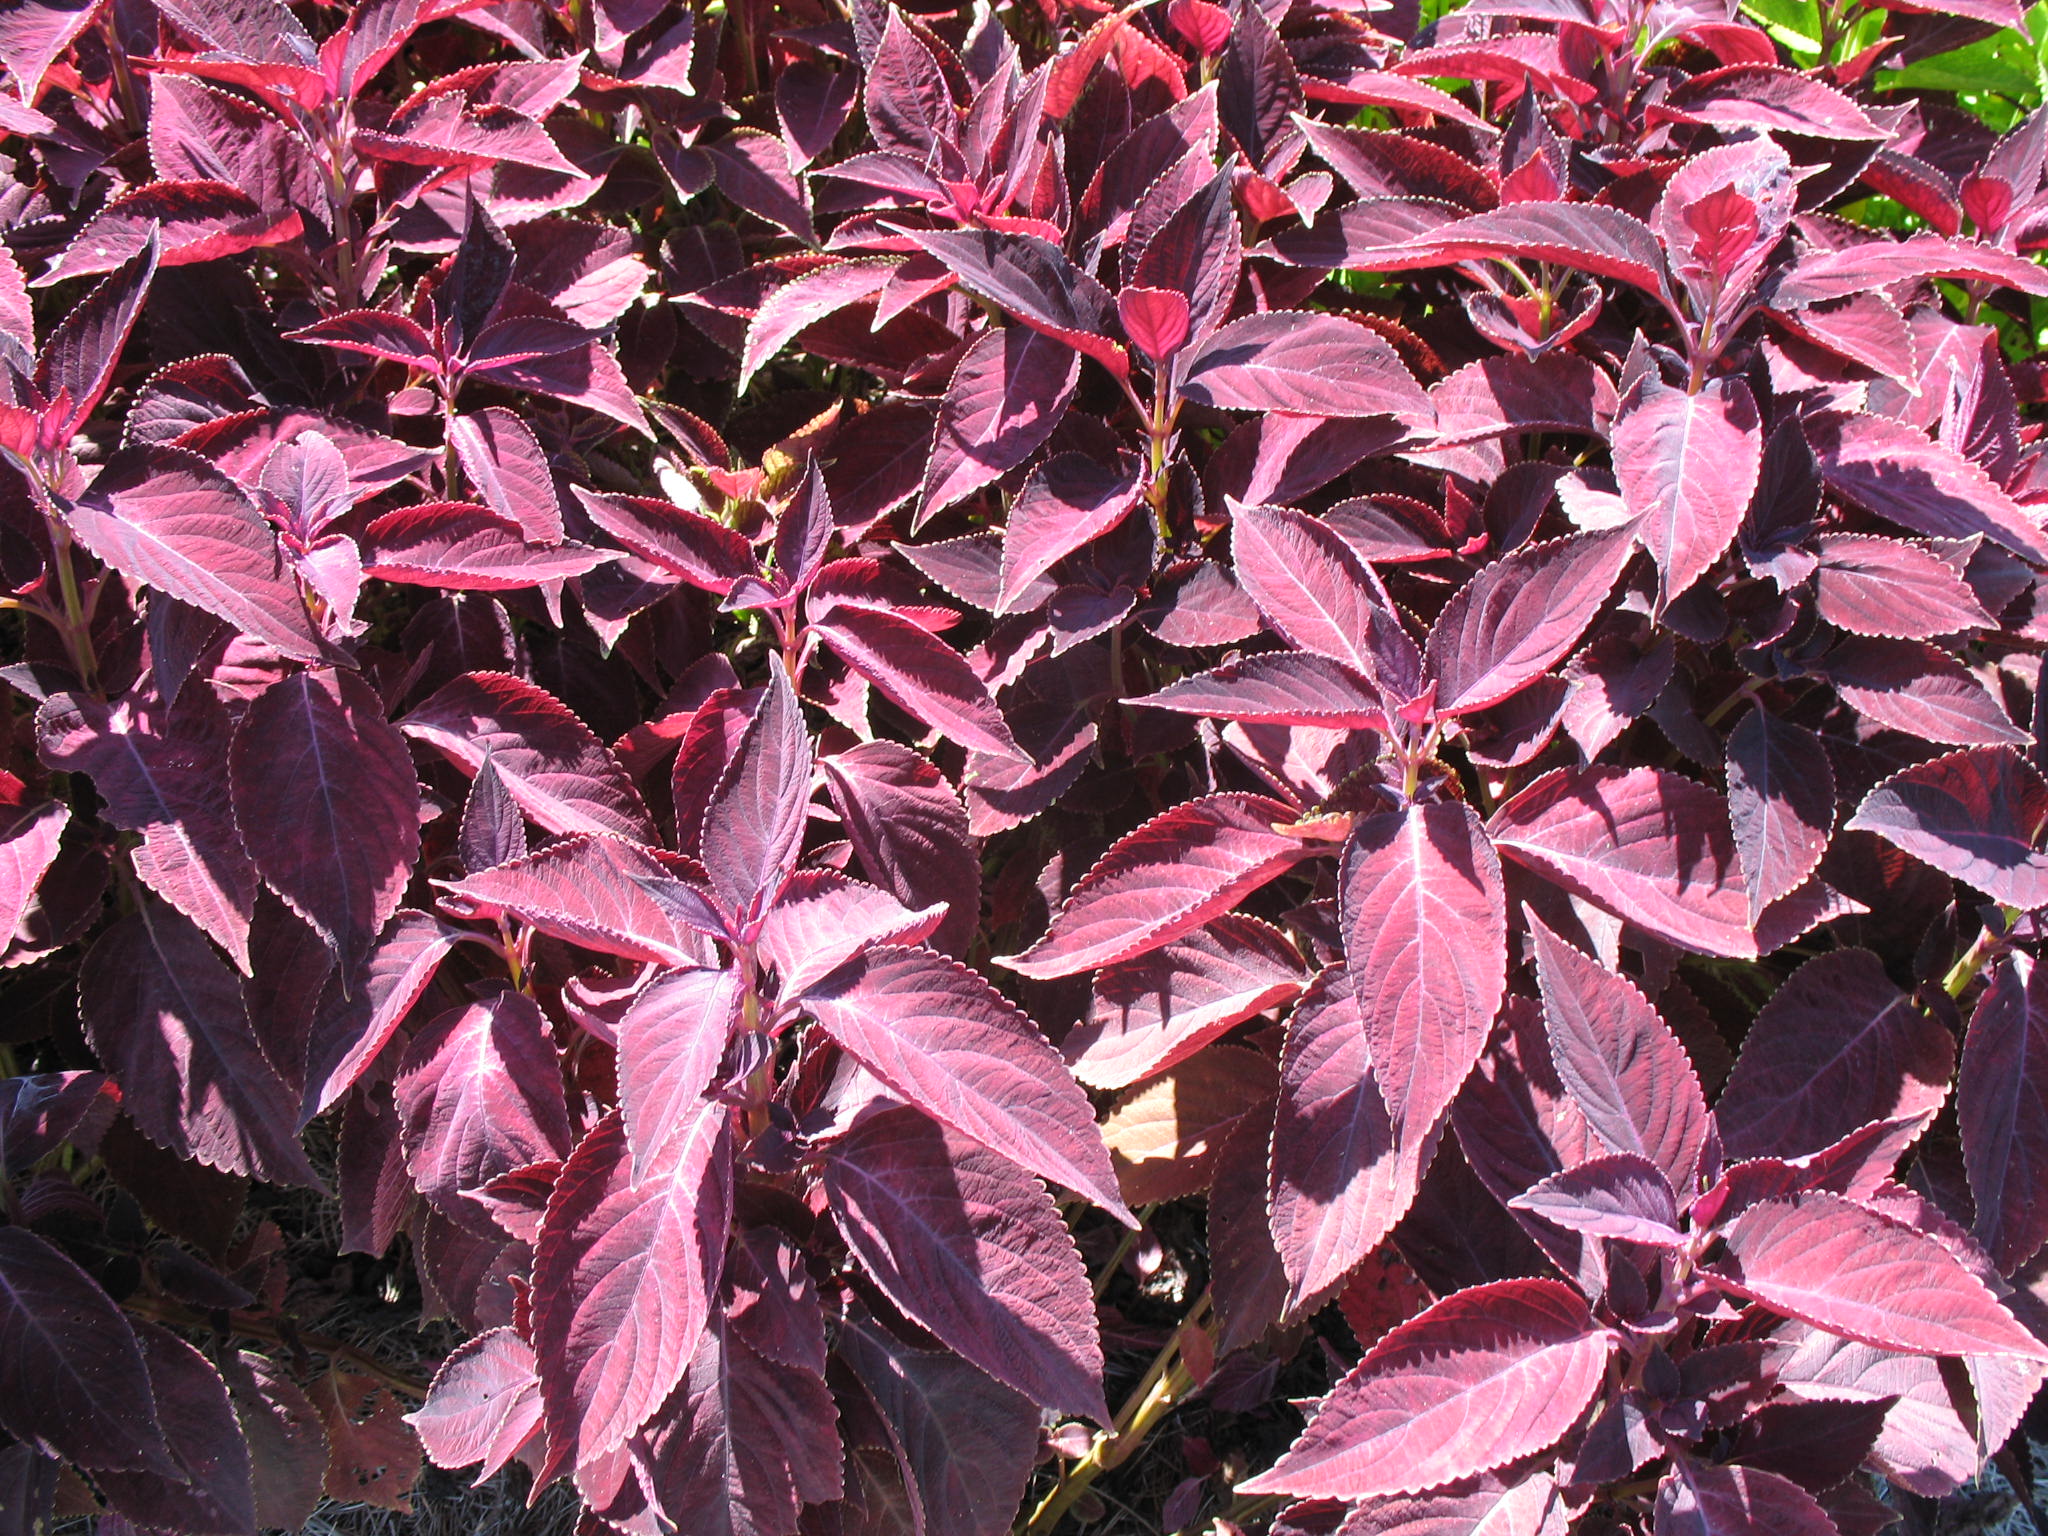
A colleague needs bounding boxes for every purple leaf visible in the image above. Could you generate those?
[0,1071,115,1174]
[436,834,722,966]
[1510,1153,1685,1246]
[0,1225,167,1473]
[1654,1461,1840,1536]
[819,740,980,957]
[93,1322,255,1536]
[1716,948,1955,1162]
[906,229,1129,379]
[63,444,328,663]
[812,602,1026,761]
[1131,651,1389,728]
[1423,530,1634,716]
[36,233,158,437]
[1818,637,2027,748]
[1807,410,2048,564]
[0,800,69,960]
[702,664,811,930]
[79,899,322,1188]
[1000,793,1309,978]
[802,944,1131,1221]
[1611,375,1762,610]
[919,325,1083,522]
[825,1102,1108,1420]
[1527,913,1710,1190]
[1231,503,1421,698]
[1845,747,2048,910]
[1959,953,2048,1272]
[1725,708,1835,927]
[531,1106,731,1477]
[572,488,755,593]
[303,909,463,1120]
[446,408,563,544]
[1268,967,1432,1308]
[754,870,942,997]
[1176,312,1429,422]
[616,966,739,1183]
[1712,1193,2048,1360]
[1067,914,1307,1090]
[359,504,612,590]
[1810,533,1995,639]
[1239,1279,1612,1499]
[1340,800,1506,1146]
[230,668,421,976]
[395,992,572,1233]
[1489,766,1758,958]
[998,452,1144,614]
[741,258,897,391]
[403,672,656,843]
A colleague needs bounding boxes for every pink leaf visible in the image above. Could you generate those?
[1268,967,1433,1308]
[531,1106,731,1477]
[230,669,421,976]
[616,967,739,1183]
[402,672,655,843]
[1809,533,1994,639]
[572,487,755,593]
[359,504,611,589]
[826,1102,1108,1420]
[802,945,1131,1221]
[1818,637,2027,748]
[812,602,1025,761]
[998,452,1144,614]
[818,740,980,957]
[1132,651,1389,728]
[999,793,1309,978]
[753,870,942,998]
[1845,747,2048,910]
[406,1327,543,1484]
[1424,530,1635,716]
[64,444,328,663]
[1340,800,1506,1145]
[1611,375,1762,609]
[1119,285,1192,359]
[436,835,722,967]
[1509,1153,1685,1246]
[446,408,563,543]
[918,326,1083,521]
[0,799,69,958]
[303,909,463,1119]
[1489,766,1758,958]
[1067,914,1308,1090]
[1526,913,1709,1190]
[1713,1193,2048,1359]
[1231,503,1422,699]
[1176,311,1429,422]
[1239,1278,1612,1499]
[1716,948,1955,1162]
[1806,410,2048,564]
[1654,1461,1840,1536]
[701,665,811,930]
[1959,953,2048,1272]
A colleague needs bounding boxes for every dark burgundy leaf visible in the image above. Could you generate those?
[1725,708,1835,926]
[1959,953,2048,1272]
[1845,747,2048,910]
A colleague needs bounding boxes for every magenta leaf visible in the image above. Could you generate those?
[63,444,329,663]
[740,258,898,391]
[302,909,464,1119]
[572,488,755,592]
[1340,800,1506,1147]
[394,992,573,1233]
[754,870,942,997]
[532,1105,732,1477]
[1176,312,1430,422]
[1725,708,1835,926]
[1423,530,1634,717]
[1959,953,2048,1272]
[0,1225,168,1473]
[359,504,611,590]
[0,799,70,961]
[35,233,158,437]
[1067,914,1307,1090]
[812,601,1025,761]
[616,966,739,1183]
[1809,533,1995,639]
[1716,948,1955,1162]
[402,672,656,843]
[79,898,322,1188]
[1611,375,1762,610]
[1527,913,1710,1190]
[1807,410,2048,564]
[826,1101,1108,1420]
[701,664,811,930]
[1711,1193,2048,1359]
[1230,502,1421,698]
[906,228,1128,379]
[436,834,722,966]
[1268,967,1431,1308]
[1845,748,2048,909]
[446,407,563,543]
[1000,793,1309,978]
[1490,766,1758,958]
[1132,651,1388,728]
[1509,1153,1685,1246]
[406,1327,543,1484]
[1240,1279,1612,1499]
[230,668,420,976]
[1818,637,2028,748]
[802,944,1131,1221]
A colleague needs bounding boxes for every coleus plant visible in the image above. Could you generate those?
[3,0,2048,1525]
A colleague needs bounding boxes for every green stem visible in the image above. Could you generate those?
[46,518,100,694]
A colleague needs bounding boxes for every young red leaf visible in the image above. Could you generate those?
[531,1106,732,1477]
[402,672,656,843]
[0,1226,168,1474]
[1239,1279,1612,1499]
[701,664,811,929]
[825,1102,1108,1420]
[811,602,1026,761]
[1712,1193,2048,1360]
[1490,767,1759,958]
[802,944,1132,1222]
[79,899,322,1187]
[1340,800,1506,1146]
[1725,707,1835,927]
[1067,914,1307,1090]
[1845,747,2048,910]
[406,1327,543,1484]
[1268,966,1432,1308]
[1716,948,1955,1162]
[1175,312,1429,422]
[1526,913,1710,1190]
[616,966,739,1183]
[1959,953,2048,1273]
[1119,286,1192,360]
[1611,374,1762,610]
[394,992,573,1233]
[999,793,1309,978]
[1423,530,1634,717]
[230,669,421,977]
[63,444,329,664]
